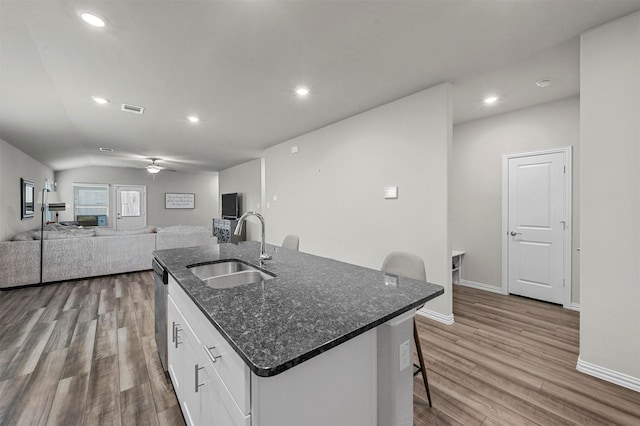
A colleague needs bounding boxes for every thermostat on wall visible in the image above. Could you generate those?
[383,186,398,199]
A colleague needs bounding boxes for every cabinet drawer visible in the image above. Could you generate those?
[201,346,251,426]
[197,316,251,415]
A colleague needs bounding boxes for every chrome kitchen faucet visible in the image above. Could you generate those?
[234,211,272,261]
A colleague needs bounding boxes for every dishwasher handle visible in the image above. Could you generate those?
[152,259,168,284]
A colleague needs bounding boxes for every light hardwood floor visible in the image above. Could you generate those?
[414,285,640,425]
[0,272,184,426]
[0,272,638,425]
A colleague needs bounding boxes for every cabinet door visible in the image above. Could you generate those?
[195,317,250,414]
[181,319,202,426]
[168,295,202,426]
[167,298,184,401]
[198,360,236,426]
[198,347,251,426]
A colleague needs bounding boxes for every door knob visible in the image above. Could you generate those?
[510,231,522,236]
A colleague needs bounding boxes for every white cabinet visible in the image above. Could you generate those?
[167,299,184,401]
[198,355,250,426]
[167,276,399,426]
[194,313,250,415]
[168,277,250,426]
[168,294,203,425]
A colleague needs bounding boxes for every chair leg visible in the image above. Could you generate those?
[413,318,432,407]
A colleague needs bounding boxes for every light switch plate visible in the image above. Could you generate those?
[384,186,398,199]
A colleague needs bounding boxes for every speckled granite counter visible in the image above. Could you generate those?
[153,241,444,377]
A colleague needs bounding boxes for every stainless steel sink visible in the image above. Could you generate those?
[188,260,275,289]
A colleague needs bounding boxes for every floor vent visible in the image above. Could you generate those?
[121,103,145,115]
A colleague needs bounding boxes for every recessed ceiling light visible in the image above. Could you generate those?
[187,116,200,123]
[484,96,499,104]
[99,147,113,152]
[295,86,310,97]
[80,12,106,28]
[536,78,552,88]
[92,96,109,104]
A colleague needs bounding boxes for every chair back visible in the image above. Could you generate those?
[381,251,426,281]
[281,234,300,251]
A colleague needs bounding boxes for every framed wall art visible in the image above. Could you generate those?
[21,178,35,219]
[165,193,195,209]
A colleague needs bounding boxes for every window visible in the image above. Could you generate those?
[119,190,141,217]
[73,183,109,222]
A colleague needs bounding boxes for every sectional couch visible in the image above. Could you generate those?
[0,224,216,288]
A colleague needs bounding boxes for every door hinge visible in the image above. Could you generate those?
[563,278,566,287]
[563,165,566,173]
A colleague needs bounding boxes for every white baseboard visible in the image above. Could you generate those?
[576,356,640,392]
[456,279,505,294]
[416,307,454,325]
[458,280,581,313]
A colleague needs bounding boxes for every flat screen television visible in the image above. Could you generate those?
[221,192,240,219]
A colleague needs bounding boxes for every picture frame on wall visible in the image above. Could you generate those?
[21,178,35,219]
[165,193,195,209]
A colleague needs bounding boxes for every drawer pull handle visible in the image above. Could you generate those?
[205,345,222,363]
[174,324,183,348]
[195,364,205,393]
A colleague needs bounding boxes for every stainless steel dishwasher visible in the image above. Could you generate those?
[153,258,169,372]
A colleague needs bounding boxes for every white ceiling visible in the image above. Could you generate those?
[1,0,639,173]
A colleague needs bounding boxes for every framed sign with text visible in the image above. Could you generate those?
[165,193,195,209]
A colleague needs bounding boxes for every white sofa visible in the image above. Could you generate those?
[0,225,216,288]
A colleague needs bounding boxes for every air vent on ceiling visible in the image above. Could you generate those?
[121,103,145,115]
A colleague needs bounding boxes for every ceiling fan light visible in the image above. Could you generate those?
[147,165,161,174]
[295,86,310,97]
[483,96,499,104]
[80,12,106,27]
[92,96,109,104]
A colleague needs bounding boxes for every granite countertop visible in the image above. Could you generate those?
[153,241,444,377]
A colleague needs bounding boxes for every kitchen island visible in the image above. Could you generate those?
[154,241,443,426]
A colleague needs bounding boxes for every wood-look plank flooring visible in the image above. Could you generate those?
[1,273,638,425]
[414,285,640,425]
[0,272,183,426]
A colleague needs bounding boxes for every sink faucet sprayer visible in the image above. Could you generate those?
[234,212,272,261]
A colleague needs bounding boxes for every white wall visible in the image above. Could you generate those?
[54,166,218,230]
[452,97,581,304]
[0,138,54,241]
[264,83,453,318]
[579,12,640,387]
[219,159,262,241]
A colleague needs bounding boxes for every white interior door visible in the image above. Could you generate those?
[115,185,146,230]
[505,150,569,305]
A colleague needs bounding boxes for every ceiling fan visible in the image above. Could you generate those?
[143,158,175,174]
